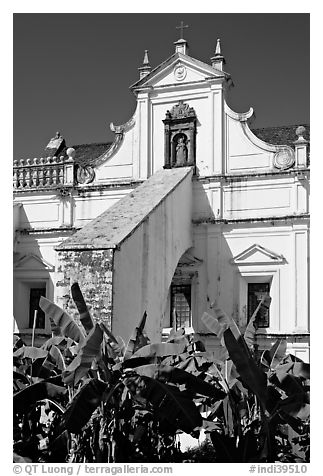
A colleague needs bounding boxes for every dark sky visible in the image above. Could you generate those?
[13,13,310,159]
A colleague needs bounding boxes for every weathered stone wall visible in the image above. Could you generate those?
[56,249,113,328]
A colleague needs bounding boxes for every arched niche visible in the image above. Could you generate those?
[163,100,197,169]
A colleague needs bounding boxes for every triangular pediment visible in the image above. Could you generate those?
[14,253,55,272]
[131,52,227,90]
[230,244,285,266]
[178,250,203,268]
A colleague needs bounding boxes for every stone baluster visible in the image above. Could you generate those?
[18,160,25,188]
[45,157,52,185]
[13,160,19,188]
[59,156,64,184]
[51,156,58,184]
[39,158,46,186]
[25,159,32,187]
[32,158,38,187]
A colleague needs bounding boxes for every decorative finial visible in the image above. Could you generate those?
[138,50,151,79]
[143,50,150,65]
[66,147,76,160]
[211,38,225,71]
[215,38,221,55]
[295,125,306,141]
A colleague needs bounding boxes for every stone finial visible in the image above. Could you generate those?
[295,125,307,142]
[294,126,308,168]
[66,147,76,160]
[211,38,225,71]
[143,50,150,66]
[215,38,221,55]
[138,50,152,80]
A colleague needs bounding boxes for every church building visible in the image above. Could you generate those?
[13,33,310,361]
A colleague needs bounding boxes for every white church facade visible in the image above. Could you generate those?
[13,37,310,361]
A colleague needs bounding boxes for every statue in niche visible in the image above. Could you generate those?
[175,135,188,166]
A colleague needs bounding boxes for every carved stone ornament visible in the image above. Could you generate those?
[94,116,136,168]
[273,148,295,170]
[174,64,187,81]
[168,100,196,120]
[45,131,66,157]
[163,100,197,169]
[76,165,95,184]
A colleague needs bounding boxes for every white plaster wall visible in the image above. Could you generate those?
[150,90,217,176]
[73,188,133,227]
[225,115,274,172]
[152,63,210,87]
[94,76,225,181]
[193,176,308,221]
[112,173,192,343]
[13,186,135,230]
[14,194,61,228]
[192,222,309,337]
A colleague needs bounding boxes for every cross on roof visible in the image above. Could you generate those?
[176,21,189,39]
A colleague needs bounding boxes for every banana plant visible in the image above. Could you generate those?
[201,302,310,462]
[13,283,225,463]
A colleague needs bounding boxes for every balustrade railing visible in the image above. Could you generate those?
[13,155,74,189]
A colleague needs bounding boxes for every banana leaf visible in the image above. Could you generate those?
[42,336,75,351]
[13,335,25,351]
[208,301,241,340]
[13,453,32,463]
[274,361,310,380]
[46,345,66,371]
[202,310,252,359]
[138,375,202,434]
[291,362,310,379]
[120,356,152,370]
[124,311,149,360]
[175,354,213,374]
[166,327,185,343]
[201,311,225,338]
[40,297,85,345]
[63,323,103,386]
[13,371,30,393]
[71,282,93,333]
[13,346,48,360]
[59,378,107,433]
[48,313,62,336]
[13,380,67,413]
[277,393,309,420]
[244,313,258,351]
[134,364,225,400]
[223,328,268,405]
[100,322,124,359]
[244,296,272,352]
[131,342,186,359]
[269,369,304,397]
[261,339,287,370]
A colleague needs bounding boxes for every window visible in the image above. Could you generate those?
[170,284,192,329]
[28,287,46,329]
[247,282,270,328]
